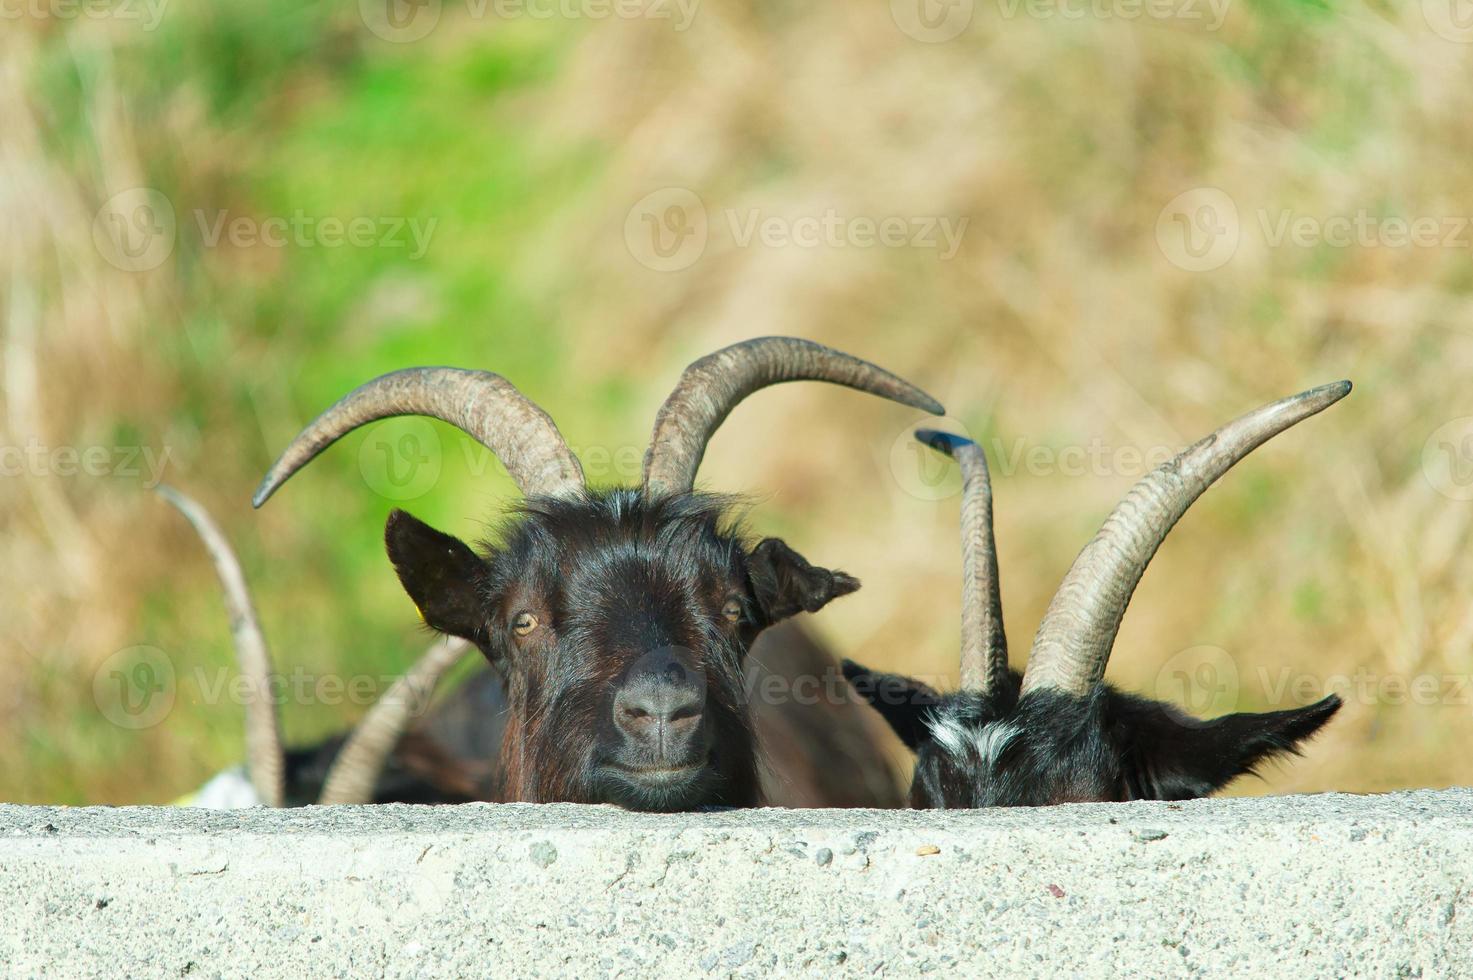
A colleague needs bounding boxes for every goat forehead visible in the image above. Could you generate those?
[926,709,1020,771]
[569,561,703,652]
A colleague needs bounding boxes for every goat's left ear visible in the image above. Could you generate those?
[384,509,488,643]
[746,538,860,625]
[1110,692,1343,800]
[840,660,940,751]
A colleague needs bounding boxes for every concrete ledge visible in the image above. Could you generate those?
[1,790,1468,977]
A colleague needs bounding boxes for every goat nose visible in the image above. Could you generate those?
[613,658,705,746]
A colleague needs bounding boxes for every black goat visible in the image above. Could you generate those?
[845,382,1348,807]
[241,337,939,810]
[164,491,905,809]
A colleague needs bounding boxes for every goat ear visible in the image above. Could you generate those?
[1110,691,1342,800]
[841,660,940,751]
[747,538,860,625]
[384,509,487,642]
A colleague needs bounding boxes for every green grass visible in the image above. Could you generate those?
[14,9,614,800]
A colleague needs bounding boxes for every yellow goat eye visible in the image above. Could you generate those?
[722,599,743,623]
[512,612,539,636]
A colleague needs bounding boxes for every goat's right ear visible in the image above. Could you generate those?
[746,538,860,625]
[1110,692,1343,800]
[384,509,487,642]
[841,660,940,751]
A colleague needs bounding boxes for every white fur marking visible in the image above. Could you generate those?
[926,710,1019,771]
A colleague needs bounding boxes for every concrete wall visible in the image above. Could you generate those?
[1,790,1468,977]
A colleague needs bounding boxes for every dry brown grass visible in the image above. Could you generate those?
[3,3,1472,801]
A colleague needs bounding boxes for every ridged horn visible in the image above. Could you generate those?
[317,636,473,805]
[253,367,583,507]
[1021,381,1352,697]
[915,430,1008,695]
[157,486,285,808]
[642,337,944,496]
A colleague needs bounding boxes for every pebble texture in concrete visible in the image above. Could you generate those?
[0,790,1468,977]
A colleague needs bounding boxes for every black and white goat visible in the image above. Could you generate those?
[845,382,1349,807]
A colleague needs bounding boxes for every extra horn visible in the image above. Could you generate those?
[254,367,583,507]
[317,636,473,805]
[915,430,1008,695]
[642,337,943,496]
[157,486,285,808]
[1021,381,1351,697]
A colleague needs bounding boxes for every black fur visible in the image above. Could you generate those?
[385,487,859,811]
[843,662,1341,808]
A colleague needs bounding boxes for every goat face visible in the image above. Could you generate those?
[847,384,1351,809]
[253,337,942,808]
[388,490,857,810]
[844,664,1341,807]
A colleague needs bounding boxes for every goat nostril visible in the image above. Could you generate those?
[669,703,702,725]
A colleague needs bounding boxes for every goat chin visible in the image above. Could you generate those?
[276,621,909,809]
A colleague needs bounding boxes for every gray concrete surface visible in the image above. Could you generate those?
[0,790,1468,978]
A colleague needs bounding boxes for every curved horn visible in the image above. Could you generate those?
[253,367,584,507]
[1021,381,1352,697]
[317,636,472,805]
[157,486,285,808]
[642,337,944,496]
[915,430,1008,695]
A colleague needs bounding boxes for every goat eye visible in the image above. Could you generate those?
[512,612,539,636]
[721,599,743,623]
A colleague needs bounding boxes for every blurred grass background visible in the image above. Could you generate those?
[3,0,1472,803]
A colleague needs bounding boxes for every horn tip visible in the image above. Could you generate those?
[1310,379,1352,401]
[251,479,275,509]
[913,428,974,458]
